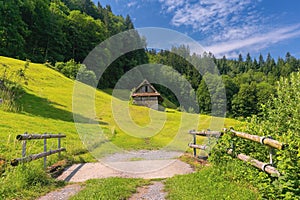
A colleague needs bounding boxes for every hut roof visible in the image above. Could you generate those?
[131,79,161,97]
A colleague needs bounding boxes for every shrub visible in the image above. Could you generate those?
[54,60,96,86]
[0,60,29,112]
[210,72,300,199]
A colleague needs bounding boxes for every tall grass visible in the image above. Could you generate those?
[0,162,65,200]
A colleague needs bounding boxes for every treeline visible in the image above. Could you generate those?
[0,0,134,63]
[148,46,300,117]
[0,0,148,88]
[1,0,300,118]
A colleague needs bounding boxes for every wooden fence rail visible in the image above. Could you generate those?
[188,128,286,177]
[16,134,66,140]
[11,132,66,168]
[188,130,222,158]
[189,130,223,137]
[11,148,66,166]
[228,128,286,150]
[227,149,280,176]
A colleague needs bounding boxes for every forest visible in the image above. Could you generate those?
[148,47,300,117]
[0,1,299,199]
[1,0,300,118]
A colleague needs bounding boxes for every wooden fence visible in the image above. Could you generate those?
[188,129,222,159]
[11,133,66,168]
[188,128,287,176]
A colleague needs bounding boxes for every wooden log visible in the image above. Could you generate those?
[189,130,222,137]
[188,143,208,150]
[11,148,66,166]
[229,129,286,150]
[227,149,280,176]
[16,134,66,141]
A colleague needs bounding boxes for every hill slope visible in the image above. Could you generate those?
[0,56,239,163]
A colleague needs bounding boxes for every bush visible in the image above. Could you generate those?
[0,61,29,112]
[210,72,300,199]
[54,60,96,86]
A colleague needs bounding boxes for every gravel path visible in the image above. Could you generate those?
[101,150,182,162]
[57,159,193,182]
[37,184,82,200]
[57,150,193,182]
[129,181,167,200]
[40,150,193,199]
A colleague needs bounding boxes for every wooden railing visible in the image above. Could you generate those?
[188,129,222,159]
[11,133,66,168]
[188,128,287,176]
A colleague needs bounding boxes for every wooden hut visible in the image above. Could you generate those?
[131,79,162,110]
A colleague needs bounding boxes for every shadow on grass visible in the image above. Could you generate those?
[19,92,107,124]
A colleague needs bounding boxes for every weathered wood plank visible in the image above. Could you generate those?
[16,134,66,140]
[227,149,280,176]
[189,130,222,137]
[11,148,66,166]
[229,129,286,150]
[188,143,208,150]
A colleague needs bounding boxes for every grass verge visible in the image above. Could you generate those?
[70,177,150,200]
[0,162,65,200]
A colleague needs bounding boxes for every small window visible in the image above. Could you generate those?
[145,86,148,92]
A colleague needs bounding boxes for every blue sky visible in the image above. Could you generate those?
[95,0,300,59]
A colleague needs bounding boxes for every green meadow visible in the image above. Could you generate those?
[0,56,246,199]
[0,56,240,162]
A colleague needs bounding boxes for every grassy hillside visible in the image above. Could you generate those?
[0,56,240,164]
[0,56,246,199]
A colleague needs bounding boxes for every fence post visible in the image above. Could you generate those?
[193,134,196,157]
[268,136,275,165]
[44,135,47,169]
[230,140,235,156]
[58,133,61,158]
[22,132,27,158]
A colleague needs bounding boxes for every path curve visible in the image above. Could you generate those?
[58,150,194,182]
[40,151,193,200]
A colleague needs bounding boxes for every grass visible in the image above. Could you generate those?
[0,56,240,162]
[0,56,243,199]
[70,178,150,200]
[0,162,65,200]
[165,166,260,200]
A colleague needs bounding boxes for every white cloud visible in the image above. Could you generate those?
[156,0,300,58]
[160,0,256,36]
[205,24,300,58]
[159,0,185,12]
[127,1,138,8]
